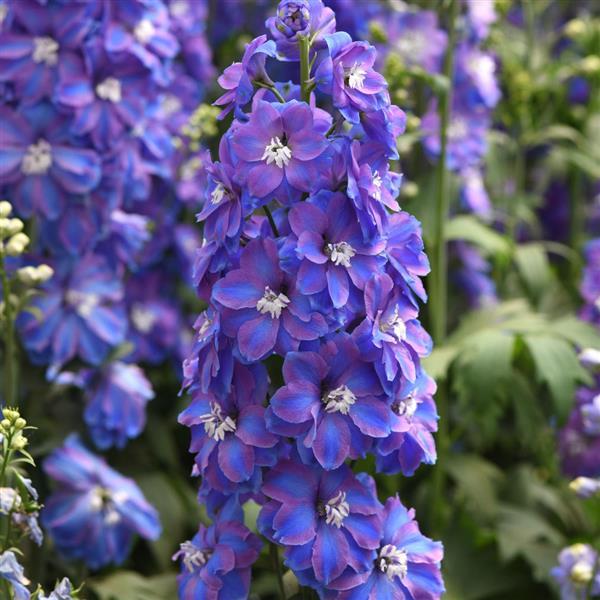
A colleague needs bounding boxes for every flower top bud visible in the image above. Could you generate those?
[14,417,26,430]
[276,1,310,36]
[2,408,20,422]
[0,419,11,431]
[36,264,54,283]
[5,232,30,256]
[0,201,11,218]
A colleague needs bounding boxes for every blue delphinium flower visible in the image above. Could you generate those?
[57,361,155,450]
[0,551,30,600]
[330,496,444,599]
[173,518,262,600]
[42,435,161,569]
[39,578,76,600]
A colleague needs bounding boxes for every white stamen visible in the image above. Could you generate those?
[134,19,156,44]
[176,541,210,573]
[347,62,367,89]
[161,94,182,117]
[372,170,383,201]
[211,182,229,205]
[256,286,290,319]
[323,385,356,415]
[131,304,156,334]
[32,36,59,66]
[447,118,468,141]
[326,241,356,268]
[394,393,420,419]
[89,487,127,525]
[96,77,122,103]
[21,139,52,175]
[261,136,292,168]
[198,402,236,442]
[324,491,350,528]
[378,545,408,581]
[169,0,189,18]
[181,157,201,181]
[198,315,212,340]
[380,305,407,342]
[65,290,100,318]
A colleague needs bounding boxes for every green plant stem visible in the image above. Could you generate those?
[270,542,286,600]
[299,36,311,103]
[255,81,286,103]
[263,206,280,237]
[0,253,16,407]
[428,0,459,535]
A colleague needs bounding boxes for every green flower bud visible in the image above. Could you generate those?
[0,201,11,218]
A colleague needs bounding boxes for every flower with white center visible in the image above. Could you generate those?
[197,402,236,442]
[395,31,426,63]
[169,0,189,18]
[180,157,201,181]
[393,393,420,419]
[595,296,600,311]
[447,118,468,141]
[579,347,600,366]
[380,305,407,342]
[256,286,290,319]
[582,394,600,435]
[326,241,356,268]
[372,170,383,201]
[347,62,367,89]
[210,182,229,205]
[21,139,52,175]
[134,19,156,44]
[174,541,210,573]
[571,560,593,585]
[0,488,21,514]
[65,290,100,319]
[378,544,408,581]
[32,36,59,66]
[261,136,292,168]
[96,77,122,103]
[322,385,356,415]
[89,487,129,525]
[198,315,212,340]
[161,94,182,117]
[324,491,350,528]
[131,304,157,334]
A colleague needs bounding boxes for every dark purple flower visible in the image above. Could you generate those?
[258,457,381,585]
[0,103,101,219]
[213,34,276,119]
[42,435,161,569]
[268,334,390,469]
[288,190,385,308]
[331,496,444,599]
[317,33,389,123]
[354,273,432,383]
[230,99,329,200]
[179,362,278,494]
[173,519,261,600]
[212,237,328,362]
[266,0,335,61]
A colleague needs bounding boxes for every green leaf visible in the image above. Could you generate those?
[90,572,177,600]
[445,215,511,257]
[523,333,591,420]
[549,316,600,350]
[422,345,459,380]
[513,243,553,302]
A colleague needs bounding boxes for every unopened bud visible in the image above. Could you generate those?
[17,266,38,285]
[0,201,11,218]
[570,561,593,584]
[2,408,19,422]
[401,181,419,198]
[14,418,26,430]
[581,55,600,74]
[7,219,23,236]
[565,19,586,38]
[10,434,27,450]
[5,232,29,256]
[36,264,54,283]
[0,419,10,431]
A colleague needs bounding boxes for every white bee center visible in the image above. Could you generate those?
[261,136,292,168]
[323,385,356,415]
[210,182,230,205]
[89,487,128,525]
[198,402,236,442]
[95,77,122,103]
[570,561,593,585]
[161,94,182,116]
[134,19,156,44]
[378,545,408,581]
[131,304,156,334]
[21,139,53,175]
[380,306,407,342]
[347,62,367,89]
[326,241,356,268]
[256,286,290,319]
[372,170,383,200]
[65,290,100,319]
[324,491,350,528]
[447,118,468,141]
[32,36,59,66]
[176,541,211,573]
[393,393,420,419]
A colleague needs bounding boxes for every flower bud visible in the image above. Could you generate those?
[36,264,54,283]
[2,408,19,422]
[0,419,10,431]
[14,418,26,430]
[401,181,419,198]
[565,19,586,38]
[570,561,592,584]
[10,433,27,451]
[5,232,30,256]
[7,218,23,236]
[0,201,11,218]
[17,266,38,286]
[581,55,600,74]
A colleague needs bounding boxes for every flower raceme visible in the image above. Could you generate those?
[177,1,443,597]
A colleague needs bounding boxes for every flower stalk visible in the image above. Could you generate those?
[1,245,17,409]
[299,35,311,102]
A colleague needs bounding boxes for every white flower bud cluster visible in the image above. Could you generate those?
[0,201,30,257]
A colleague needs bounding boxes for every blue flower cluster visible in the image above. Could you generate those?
[0,0,212,569]
[177,1,444,597]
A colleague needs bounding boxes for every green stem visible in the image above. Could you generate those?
[428,0,459,535]
[263,206,280,237]
[299,36,311,103]
[0,253,16,407]
[270,542,286,600]
[255,81,286,103]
